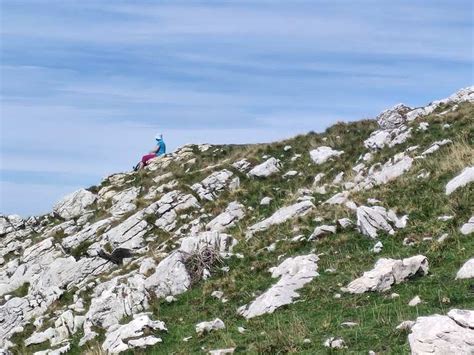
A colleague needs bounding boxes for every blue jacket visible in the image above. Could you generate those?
[156,139,166,156]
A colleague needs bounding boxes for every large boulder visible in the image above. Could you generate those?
[356,205,408,239]
[408,309,474,354]
[343,255,428,293]
[456,258,474,279]
[309,147,343,165]
[238,254,319,319]
[191,170,234,200]
[375,103,411,129]
[248,158,281,177]
[53,189,97,220]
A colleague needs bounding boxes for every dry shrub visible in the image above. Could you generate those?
[183,247,223,285]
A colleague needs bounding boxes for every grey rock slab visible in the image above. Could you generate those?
[456,258,474,279]
[238,254,319,319]
[206,202,245,232]
[309,147,343,165]
[408,309,474,354]
[248,158,281,177]
[53,189,97,220]
[343,255,428,294]
[446,166,474,195]
[247,201,314,236]
[356,205,408,239]
[101,313,166,353]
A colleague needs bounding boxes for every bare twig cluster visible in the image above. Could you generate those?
[183,247,223,285]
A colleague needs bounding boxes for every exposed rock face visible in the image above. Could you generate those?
[195,318,225,335]
[460,216,474,235]
[446,166,474,195]
[407,86,474,121]
[343,255,428,293]
[356,205,408,239]
[364,125,412,150]
[247,201,314,235]
[456,258,474,279]
[102,313,167,353]
[354,153,413,190]
[376,103,411,129]
[109,186,140,217]
[144,232,237,299]
[53,189,97,220]
[420,139,451,156]
[248,157,281,177]
[308,225,336,240]
[408,309,474,354]
[192,170,234,200]
[238,254,319,319]
[232,159,252,172]
[206,202,245,232]
[309,146,343,165]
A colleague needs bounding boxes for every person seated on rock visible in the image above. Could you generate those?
[134,133,167,171]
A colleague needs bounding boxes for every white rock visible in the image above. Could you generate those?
[206,202,245,232]
[102,313,166,353]
[308,225,336,240]
[438,215,454,221]
[337,218,352,229]
[145,232,236,299]
[372,241,383,254]
[323,337,346,349]
[238,254,319,319]
[376,103,411,129]
[343,255,428,294]
[456,258,474,279]
[283,170,298,178]
[195,318,225,335]
[191,170,234,200]
[420,139,452,157]
[437,233,449,243]
[356,205,408,239]
[247,201,314,235]
[364,125,412,150]
[396,320,415,331]
[283,145,292,151]
[237,326,246,334]
[418,122,429,131]
[109,187,140,217]
[248,158,281,177]
[260,197,273,205]
[460,216,474,235]
[355,154,413,190]
[341,321,358,327]
[408,296,422,306]
[408,309,474,354]
[407,86,474,121]
[309,146,343,165]
[209,348,235,355]
[446,166,474,195]
[53,189,97,220]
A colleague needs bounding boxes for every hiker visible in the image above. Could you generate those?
[134,133,166,171]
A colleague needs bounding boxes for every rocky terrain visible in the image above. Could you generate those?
[0,87,473,354]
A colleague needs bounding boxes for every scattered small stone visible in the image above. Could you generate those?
[396,320,415,331]
[372,241,383,254]
[408,296,422,307]
[195,318,225,335]
[323,337,346,349]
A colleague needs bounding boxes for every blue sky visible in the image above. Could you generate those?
[0,1,472,217]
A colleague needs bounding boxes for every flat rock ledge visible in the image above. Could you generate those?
[408,309,474,354]
[342,255,428,294]
[238,254,319,319]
